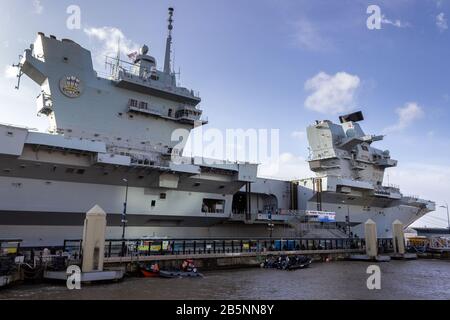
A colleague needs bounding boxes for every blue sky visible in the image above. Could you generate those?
[0,0,449,227]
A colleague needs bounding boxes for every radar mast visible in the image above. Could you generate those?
[163,7,174,74]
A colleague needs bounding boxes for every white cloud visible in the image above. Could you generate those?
[258,152,311,180]
[4,65,17,79]
[84,26,140,64]
[436,13,448,32]
[384,102,424,133]
[291,131,305,140]
[304,72,360,114]
[33,0,43,15]
[292,18,332,52]
[381,15,410,28]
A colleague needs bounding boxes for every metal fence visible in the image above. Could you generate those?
[63,237,394,258]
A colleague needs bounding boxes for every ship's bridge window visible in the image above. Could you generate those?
[361,145,369,151]
[139,101,148,109]
[129,99,139,108]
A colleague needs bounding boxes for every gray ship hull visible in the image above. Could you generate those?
[0,174,433,246]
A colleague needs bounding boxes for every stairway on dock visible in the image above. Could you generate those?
[286,218,349,239]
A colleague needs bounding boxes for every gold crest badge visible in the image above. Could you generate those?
[59,75,83,98]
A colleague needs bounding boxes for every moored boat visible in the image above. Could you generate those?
[139,263,160,278]
[261,255,312,270]
[286,256,312,270]
[159,259,203,278]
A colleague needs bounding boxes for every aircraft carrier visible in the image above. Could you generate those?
[0,8,435,246]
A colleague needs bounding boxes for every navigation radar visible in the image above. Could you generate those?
[140,45,149,55]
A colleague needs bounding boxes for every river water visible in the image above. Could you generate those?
[1,260,449,300]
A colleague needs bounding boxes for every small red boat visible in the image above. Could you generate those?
[139,263,160,277]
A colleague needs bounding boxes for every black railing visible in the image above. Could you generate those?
[63,237,394,258]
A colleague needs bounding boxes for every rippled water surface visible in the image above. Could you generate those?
[1,260,449,300]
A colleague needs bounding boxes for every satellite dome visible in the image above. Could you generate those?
[140,45,149,55]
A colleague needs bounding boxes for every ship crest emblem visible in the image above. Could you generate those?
[60,75,83,98]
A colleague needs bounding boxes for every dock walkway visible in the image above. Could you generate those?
[104,249,364,264]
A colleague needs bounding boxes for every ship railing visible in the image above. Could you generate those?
[104,55,134,77]
[0,122,39,132]
[381,183,400,190]
[404,195,420,201]
[374,185,401,194]
[130,155,168,168]
[108,142,169,156]
[232,211,345,226]
[116,68,200,99]
[106,146,172,168]
[128,104,162,116]
[202,209,225,214]
[299,221,341,230]
[231,210,306,223]
[60,237,394,259]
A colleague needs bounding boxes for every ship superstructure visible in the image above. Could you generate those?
[295,112,435,238]
[0,8,435,246]
[22,8,202,166]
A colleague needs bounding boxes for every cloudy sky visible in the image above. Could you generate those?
[0,0,449,228]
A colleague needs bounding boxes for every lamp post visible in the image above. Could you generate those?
[267,210,274,239]
[439,202,450,231]
[342,200,351,240]
[121,178,129,256]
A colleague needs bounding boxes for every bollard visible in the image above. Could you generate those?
[365,219,378,258]
[82,205,107,272]
[392,220,405,255]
